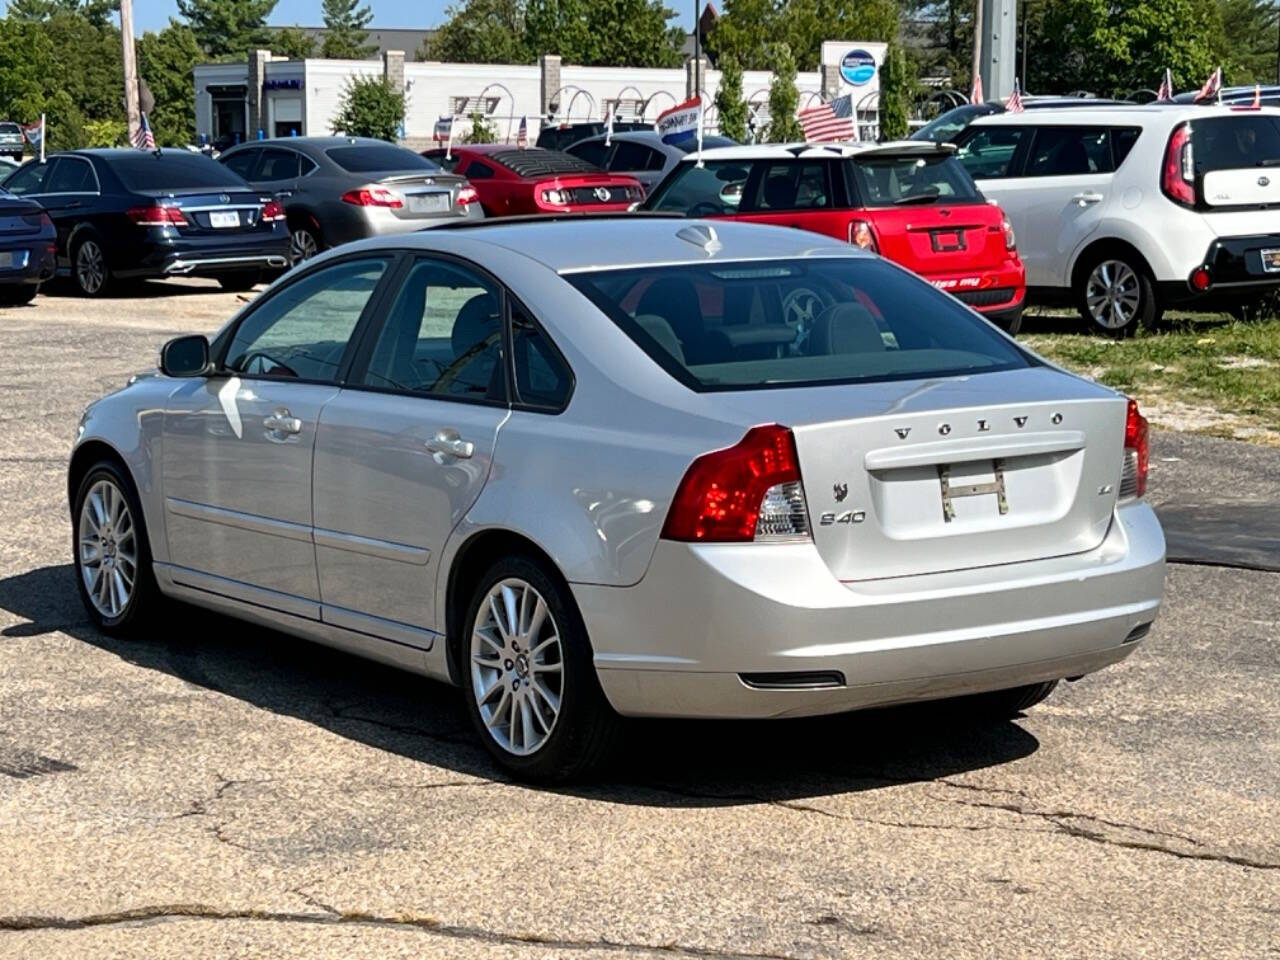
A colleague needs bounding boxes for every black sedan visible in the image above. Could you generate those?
[1,149,289,296]
[0,186,56,306]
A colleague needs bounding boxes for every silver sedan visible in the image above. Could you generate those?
[69,217,1165,781]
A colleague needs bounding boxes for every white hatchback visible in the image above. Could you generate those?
[954,105,1280,335]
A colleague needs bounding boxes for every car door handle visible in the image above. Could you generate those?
[425,430,474,460]
[263,409,302,434]
[1072,192,1104,206]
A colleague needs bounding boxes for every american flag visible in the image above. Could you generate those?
[1156,68,1173,102]
[1193,67,1222,103]
[516,115,528,148]
[1004,80,1025,114]
[970,74,983,105]
[132,113,155,150]
[798,94,856,143]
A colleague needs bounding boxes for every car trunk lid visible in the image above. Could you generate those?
[133,188,269,235]
[374,171,472,220]
[871,202,1010,274]
[0,199,42,235]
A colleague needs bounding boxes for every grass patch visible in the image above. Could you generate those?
[1021,313,1280,443]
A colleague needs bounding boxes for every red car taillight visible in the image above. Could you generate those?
[661,425,811,543]
[540,185,570,206]
[341,186,403,208]
[1162,122,1196,207]
[1001,216,1017,251]
[261,200,286,221]
[22,211,53,229]
[456,185,479,206]
[849,219,878,252]
[1121,398,1149,498]
[127,205,188,227]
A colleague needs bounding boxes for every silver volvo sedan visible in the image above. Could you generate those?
[69,217,1166,781]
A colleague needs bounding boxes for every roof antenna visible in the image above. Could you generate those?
[676,223,721,254]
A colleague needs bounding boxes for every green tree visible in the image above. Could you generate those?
[422,0,532,63]
[715,52,749,141]
[527,0,685,66]
[138,20,204,145]
[765,42,803,142]
[272,25,316,59]
[331,75,405,140]
[712,0,898,71]
[1217,0,1278,84]
[878,39,911,139]
[8,0,116,28]
[465,111,496,142]
[321,0,376,59]
[176,0,277,59]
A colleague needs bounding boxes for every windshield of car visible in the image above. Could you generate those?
[566,258,1031,391]
[910,105,996,143]
[111,152,249,190]
[851,154,981,205]
[325,145,441,173]
[1190,115,1280,172]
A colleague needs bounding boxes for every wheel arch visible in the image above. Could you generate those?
[67,438,131,513]
[1069,236,1158,292]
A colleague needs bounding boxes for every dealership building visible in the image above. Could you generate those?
[191,42,886,149]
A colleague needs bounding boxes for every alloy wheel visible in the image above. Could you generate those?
[76,240,105,295]
[289,228,318,264]
[1085,260,1141,331]
[77,478,137,619]
[470,578,564,757]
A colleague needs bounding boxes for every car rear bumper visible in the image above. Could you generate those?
[923,263,1026,315]
[115,233,291,279]
[0,237,57,285]
[336,204,484,244]
[573,500,1165,719]
[1159,232,1280,304]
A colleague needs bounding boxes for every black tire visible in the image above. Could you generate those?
[288,222,321,265]
[1074,252,1159,338]
[460,554,620,783]
[217,270,261,292]
[989,307,1023,336]
[0,283,37,306]
[71,460,159,635]
[72,235,111,297]
[954,680,1059,718]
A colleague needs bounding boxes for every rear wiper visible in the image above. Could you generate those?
[894,193,941,205]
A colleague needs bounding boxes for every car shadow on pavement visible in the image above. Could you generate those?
[0,564,1040,804]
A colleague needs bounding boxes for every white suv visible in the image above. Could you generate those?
[953,105,1280,336]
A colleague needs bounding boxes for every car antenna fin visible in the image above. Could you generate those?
[676,223,722,255]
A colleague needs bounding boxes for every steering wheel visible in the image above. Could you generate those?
[688,201,723,218]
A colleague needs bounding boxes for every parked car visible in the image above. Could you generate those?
[564,130,737,192]
[420,146,644,216]
[0,122,25,162]
[950,105,1280,336]
[912,97,1128,144]
[1171,84,1280,107]
[0,185,56,305]
[642,141,1027,332]
[219,137,483,265]
[534,120,650,152]
[1,149,289,296]
[69,217,1164,781]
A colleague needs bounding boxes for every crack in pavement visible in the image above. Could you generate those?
[323,699,478,747]
[0,905,810,959]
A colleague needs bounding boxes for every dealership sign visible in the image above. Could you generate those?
[840,49,877,86]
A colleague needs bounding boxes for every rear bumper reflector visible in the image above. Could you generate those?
[164,254,288,274]
[739,671,846,690]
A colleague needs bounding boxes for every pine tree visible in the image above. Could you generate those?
[175,0,277,59]
[878,40,911,140]
[715,52,749,141]
[765,43,803,142]
[321,0,376,60]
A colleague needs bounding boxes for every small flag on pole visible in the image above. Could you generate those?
[433,115,454,159]
[516,115,528,148]
[1004,79,1025,114]
[605,106,614,147]
[1156,68,1174,102]
[1253,83,1261,108]
[654,97,701,146]
[798,94,857,142]
[1193,67,1222,104]
[970,74,984,105]
[132,113,156,150]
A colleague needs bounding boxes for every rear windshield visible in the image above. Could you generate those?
[851,154,980,205]
[566,258,1031,391]
[325,145,440,173]
[111,151,249,190]
[911,104,998,143]
[0,123,21,135]
[1190,115,1280,173]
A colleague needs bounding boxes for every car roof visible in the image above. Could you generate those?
[1172,85,1280,103]
[970,104,1280,125]
[222,137,396,155]
[572,130,737,151]
[679,140,956,162]
[340,216,865,274]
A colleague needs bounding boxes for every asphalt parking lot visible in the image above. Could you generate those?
[0,280,1276,959]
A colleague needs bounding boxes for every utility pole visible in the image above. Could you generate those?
[971,0,984,96]
[120,0,141,144]
[693,0,701,101]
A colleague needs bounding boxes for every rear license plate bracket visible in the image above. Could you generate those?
[931,230,967,253]
[938,459,1008,522]
[1261,248,1280,273]
[209,211,240,229]
[0,250,28,270]
[407,193,450,214]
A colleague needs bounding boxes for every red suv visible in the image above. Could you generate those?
[422,145,644,218]
[642,142,1027,333]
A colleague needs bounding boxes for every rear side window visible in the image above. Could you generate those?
[1111,127,1141,168]
[326,145,439,173]
[463,159,495,179]
[849,154,980,206]
[113,151,248,190]
[45,157,97,193]
[1024,126,1113,177]
[748,161,832,210]
[955,126,1026,178]
[611,141,664,172]
[221,149,259,180]
[1189,115,1280,173]
[256,148,300,180]
[567,140,609,167]
[512,303,573,409]
[566,258,1030,391]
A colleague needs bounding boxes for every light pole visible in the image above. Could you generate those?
[693,0,700,99]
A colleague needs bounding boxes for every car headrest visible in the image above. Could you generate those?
[634,314,685,364]
[810,302,885,355]
[451,292,499,355]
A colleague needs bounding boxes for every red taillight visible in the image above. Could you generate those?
[1123,398,1149,498]
[456,185,479,206]
[1190,266,1212,291]
[1162,122,1195,207]
[849,219,878,252]
[661,424,810,543]
[126,205,188,227]
[261,200,285,221]
[341,186,403,208]
[1001,216,1016,251]
[22,211,53,229]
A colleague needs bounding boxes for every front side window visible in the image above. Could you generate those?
[567,258,1031,391]
[224,258,389,381]
[358,258,505,401]
[849,154,981,206]
[955,126,1026,179]
[645,160,748,215]
[4,161,48,196]
[1024,126,1112,177]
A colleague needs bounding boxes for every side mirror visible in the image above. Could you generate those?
[160,335,211,377]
